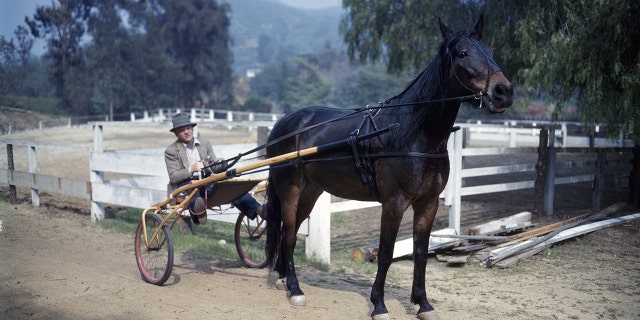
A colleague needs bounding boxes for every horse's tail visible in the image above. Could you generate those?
[265,175,282,269]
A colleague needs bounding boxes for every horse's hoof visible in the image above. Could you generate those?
[371,313,391,320]
[417,310,441,320]
[275,278,287,291]
[289,294,306,306]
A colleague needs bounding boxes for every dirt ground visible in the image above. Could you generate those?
[1,123,639,320]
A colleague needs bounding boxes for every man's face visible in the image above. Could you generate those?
[174,125,194,144]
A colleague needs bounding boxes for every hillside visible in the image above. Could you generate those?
[227,0,344,76]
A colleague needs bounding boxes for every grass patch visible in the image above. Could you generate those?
[96,208,388,281]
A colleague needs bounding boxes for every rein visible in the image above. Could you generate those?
[225,35,495,165]
[227,92,477,165]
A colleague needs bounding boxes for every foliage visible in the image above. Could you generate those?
[340,0,472,73]
[13,0,235,117]
[153,0,233,109]
[248,47,413,112]
[0,26,34,95]
[340,0,640,142]
[25,0,92,114]
[516,0,640,140]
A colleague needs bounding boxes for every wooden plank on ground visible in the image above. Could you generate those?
[469,211,532,235]
[352,228,459,261]
[501,202,627,245]
[489,212,640,267]
[445,254,470,266]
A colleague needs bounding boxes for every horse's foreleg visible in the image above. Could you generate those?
[370,203,404,319]
[282,185,322,307]
[411,199,440,320]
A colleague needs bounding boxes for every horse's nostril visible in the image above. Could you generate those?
[494,84,513,98]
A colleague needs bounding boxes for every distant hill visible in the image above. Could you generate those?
[227,0,344,77]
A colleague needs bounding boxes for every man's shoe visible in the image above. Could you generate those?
[191,197,207,224]
[193,197,206,213]
[246,205,265,220]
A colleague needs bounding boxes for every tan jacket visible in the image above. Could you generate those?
[164,139,217,194]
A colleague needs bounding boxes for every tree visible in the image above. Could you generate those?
[340,0,640,141]
[86,0,131,120]
[156,0,233,109]
[517,0,640,140]
[340,0,470,73]
[26,0,93,114]
[340,0,640,205]
[0,26,34,96]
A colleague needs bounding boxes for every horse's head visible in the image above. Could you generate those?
[439,15,513,113]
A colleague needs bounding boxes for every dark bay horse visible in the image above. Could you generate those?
[265,15,513,320]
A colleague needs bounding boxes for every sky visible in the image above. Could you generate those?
[0,0,341,56]
[0,0,49,55]
[279,0,341,9]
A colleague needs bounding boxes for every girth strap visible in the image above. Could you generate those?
[348,111,382,201]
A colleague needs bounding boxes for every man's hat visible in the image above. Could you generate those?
[170,113,197,132]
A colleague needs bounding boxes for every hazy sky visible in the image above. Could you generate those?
[279,0,341,9]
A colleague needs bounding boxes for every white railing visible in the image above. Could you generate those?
[1,123,634,264]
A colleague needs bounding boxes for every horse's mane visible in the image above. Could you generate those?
[384,38,454,149]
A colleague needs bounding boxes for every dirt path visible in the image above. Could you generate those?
[1,123,639,319]
[1,191,639,320]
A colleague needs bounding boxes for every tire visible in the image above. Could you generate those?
[235,212,268,268]
[135,212,174,285]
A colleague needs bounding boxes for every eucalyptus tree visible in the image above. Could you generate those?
[26,0,93,114]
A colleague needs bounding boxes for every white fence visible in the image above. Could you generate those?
[2,122,634,264]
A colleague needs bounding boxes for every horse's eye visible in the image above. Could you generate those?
[457,51,468,58]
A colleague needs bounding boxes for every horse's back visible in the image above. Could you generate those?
[268,106,359,153]
[266,106,377,201]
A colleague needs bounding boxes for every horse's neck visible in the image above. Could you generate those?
[382,98,460,152]
[420,102,460,150]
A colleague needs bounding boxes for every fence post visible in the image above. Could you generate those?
[631,145,640,208]
[534,128,547,213]
[257,126,269,159]
[534,128,555,215]
[509,129,517,147]
[544,127,556,215]
[7,143,17,203]
[91,124,106,222]
[448,129,463,234]
[592,149,604,210]
[305,192,331,264]
[28,146,40,207]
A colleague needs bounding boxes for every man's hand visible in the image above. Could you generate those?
[206,158,228,174]
[189,160,205,173]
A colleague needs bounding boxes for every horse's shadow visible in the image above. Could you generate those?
[162,252,261,286]
[166,251,418,316]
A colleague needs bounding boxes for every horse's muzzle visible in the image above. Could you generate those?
[486,83,514,113]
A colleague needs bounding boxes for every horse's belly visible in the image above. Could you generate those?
[305,164,378,202]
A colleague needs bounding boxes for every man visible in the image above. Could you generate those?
[164,113,263,228]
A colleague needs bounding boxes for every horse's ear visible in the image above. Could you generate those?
[471,14,484,40]
[438,17,452,40]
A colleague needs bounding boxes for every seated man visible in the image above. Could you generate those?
[164,113,264,229]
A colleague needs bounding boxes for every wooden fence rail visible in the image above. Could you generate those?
[1,123,635,264]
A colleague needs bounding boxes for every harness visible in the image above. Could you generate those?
[348,108,382,200]
[218,34,497,200]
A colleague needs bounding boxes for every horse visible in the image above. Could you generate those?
[264,15,513,320]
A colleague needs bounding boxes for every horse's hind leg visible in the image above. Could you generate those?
[370,201,405,319]
[411,197,441,320]
[279,183,323,306]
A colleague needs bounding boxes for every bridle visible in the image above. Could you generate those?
[446,34,502,110]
